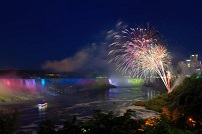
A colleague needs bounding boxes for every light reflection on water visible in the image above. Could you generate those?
[0,78,163,132]
[18,87,162,131]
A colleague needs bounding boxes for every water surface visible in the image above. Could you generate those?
[0,78,163,132]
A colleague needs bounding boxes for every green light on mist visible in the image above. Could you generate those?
[196,75,202,79]
[128,78,143,85]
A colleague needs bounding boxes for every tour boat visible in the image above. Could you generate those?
[38,101,48,108]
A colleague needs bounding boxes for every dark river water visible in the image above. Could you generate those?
[0,78,163,132]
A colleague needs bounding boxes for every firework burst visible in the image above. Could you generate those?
[139,45,171,92]
[109,25,172,92]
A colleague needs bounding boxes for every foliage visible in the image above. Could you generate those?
[0,110,19,134]
[136,73,202,130]
[33,109,196,134]
[81,109,144,134]
[57,115,81,134]
[144,115,194,134]
[34,111,194,134]
[37,119,56,134]
[33,109,145,134]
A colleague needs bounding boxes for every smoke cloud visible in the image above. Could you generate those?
[42,21,128,73]
[42,50,88,72]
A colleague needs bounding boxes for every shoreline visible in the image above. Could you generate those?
[119,105,160,119]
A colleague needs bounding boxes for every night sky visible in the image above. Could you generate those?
[0,0,202,72]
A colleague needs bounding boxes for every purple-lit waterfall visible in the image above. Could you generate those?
[0,79,37,92]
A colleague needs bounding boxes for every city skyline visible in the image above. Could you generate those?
[0,0,202,72]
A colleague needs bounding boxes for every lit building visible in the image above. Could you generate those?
[189,54,201,74]
[46,73,60,77]
[177,54,202,77]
